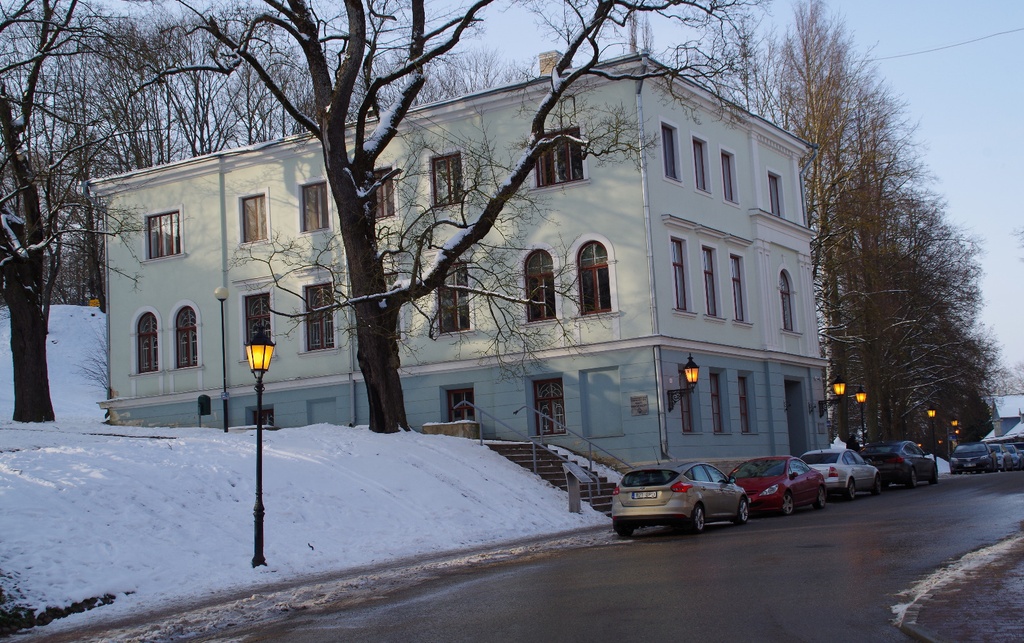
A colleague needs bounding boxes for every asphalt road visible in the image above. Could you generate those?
[232,470,1024,643]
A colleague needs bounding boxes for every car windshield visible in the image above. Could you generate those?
[733,459,786,478]
[862,444,899,454]
[622,469,679,488]
[954,445,987,455]
[801,452,840,464]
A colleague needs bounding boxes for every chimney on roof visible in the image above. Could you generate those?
[539,51,562,76]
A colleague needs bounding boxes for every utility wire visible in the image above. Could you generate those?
[872,26,1024,61]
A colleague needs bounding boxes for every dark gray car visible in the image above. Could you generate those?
[860,440,938,488]
[949,442,998,474]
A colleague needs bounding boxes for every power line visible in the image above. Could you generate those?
[872,26,1024,61]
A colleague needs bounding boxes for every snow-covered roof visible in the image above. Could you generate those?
[983,395,1024,441]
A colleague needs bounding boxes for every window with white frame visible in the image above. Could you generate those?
[525,250,556,322]
[536,128,585,187]
[768,172,783,217]
[721,151,737,203]
[146,211,181,259]
[662,124,679,180]
[702,246,718,317]
[432,153,463,206]
[692,137,709,192]
[137,312,159,373]
[242,194,268,243]
[671,238,688,311]
[301,182,329,232]
[578,241,611,314]
[245,293,272,342]
[175,306,198,368]
[373,168,396,219]
[438,263,471,333]
[780,271,794,331]
[304,283,335,351]
[730,254,745,322]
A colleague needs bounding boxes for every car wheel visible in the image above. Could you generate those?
[845,479,856,501]
[907,468,917,488]
[813,485,827,509]
[780,491,794,516]
[871,475,882,495]
[689,503,705,534]
[613,523,634,538]
[929,464,939,485]
[733,497,749,525]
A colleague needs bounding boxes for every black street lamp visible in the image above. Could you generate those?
[855,386,867,443]
[927,407,937,456]
[666,354,699,411]
[214,287,229,433]
[246,329,275,568]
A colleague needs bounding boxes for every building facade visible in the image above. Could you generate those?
[91,55,829,465]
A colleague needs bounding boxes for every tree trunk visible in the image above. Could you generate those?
[3,263,55,422]
[353,301,408,433]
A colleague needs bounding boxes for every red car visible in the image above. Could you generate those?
[730,456,827,516]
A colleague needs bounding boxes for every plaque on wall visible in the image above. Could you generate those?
[630,395,649,416]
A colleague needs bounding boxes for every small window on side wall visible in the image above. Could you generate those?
[448,389,475,421]
[768,172,783,217]
[242,195,268,242]
[693,138,709,192]
[432,153,462,206]
[662,124,679,180]
[525,250,556,322]
[780,271,794,331]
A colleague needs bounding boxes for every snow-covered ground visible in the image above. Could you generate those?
[0,306,609,636]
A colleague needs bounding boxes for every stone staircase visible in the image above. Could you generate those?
[487,441,619,515]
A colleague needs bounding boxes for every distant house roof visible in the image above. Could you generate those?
[983,395,1024,441]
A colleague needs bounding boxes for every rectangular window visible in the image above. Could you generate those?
[710,372,723,433]
[244,293,271,342]
[304,284,335,351]
[534,378,566,436]
[448,389,475,422]
[253,407,274,427]
[721,151,736,202]
[536,128,585,187]
[301,182,329,232]
[671,238,687,310]
[432,153,463,206]
[146,211,181,259]
[702,246,717,317]
[373,168,396,219]
[438,263,471,333]
[662,124,679,180]
[730,254,745,322]
[678,368,693,433]
[693,138,708,192]
[738,375,750,433]
[768,172,783,216]
[242,195,268,242]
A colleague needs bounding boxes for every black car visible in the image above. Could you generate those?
[860,440,938,488]
[949,442,998,474]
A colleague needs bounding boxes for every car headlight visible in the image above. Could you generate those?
[759,484,779,496]
[950,458,959,464]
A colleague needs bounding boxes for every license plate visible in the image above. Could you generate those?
[965,463,975,467]
[631,491,658,499]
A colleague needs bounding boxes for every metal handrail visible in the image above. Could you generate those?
[452,400,631,477]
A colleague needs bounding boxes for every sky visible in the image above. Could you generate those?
[479,0,1024,368]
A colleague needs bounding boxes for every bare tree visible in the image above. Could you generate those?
[159,0,760,433]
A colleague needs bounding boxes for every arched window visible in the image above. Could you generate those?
[578,241,611,314]
[137,313,159,373]
[780,271,794,331]
[175,307,198,368]
[525,250,555,322]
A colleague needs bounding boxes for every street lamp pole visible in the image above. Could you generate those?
[927,407,937,457]
[855,386,867,444]
[214,287,229,433]
[246,330,275,568]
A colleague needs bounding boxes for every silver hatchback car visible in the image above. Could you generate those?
[611,461,749,537]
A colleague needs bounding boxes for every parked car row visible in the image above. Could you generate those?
[950,442,1024,474]
[610,440,938,538]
